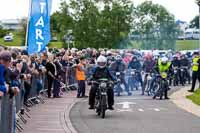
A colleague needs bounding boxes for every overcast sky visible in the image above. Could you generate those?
[0,0,198,23]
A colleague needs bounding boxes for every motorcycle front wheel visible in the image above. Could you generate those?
[101,95,107,119]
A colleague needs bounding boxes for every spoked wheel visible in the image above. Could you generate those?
[97,109,101,116]
[101,96,107,119]
[95,100,101,116]
[96,106,100,116]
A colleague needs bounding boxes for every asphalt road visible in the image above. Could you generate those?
[70,90,200,133]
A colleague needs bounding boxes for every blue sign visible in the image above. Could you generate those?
[27,0,52,55]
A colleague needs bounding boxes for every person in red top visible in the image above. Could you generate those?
[76,57,88,98]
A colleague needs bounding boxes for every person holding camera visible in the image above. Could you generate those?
[0,51,20,97]
[0,51,20,133]
[46,54,57,98]
[20,55,32,106]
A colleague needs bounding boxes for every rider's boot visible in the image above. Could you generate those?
[89,105,94,110]
[127,92,132,96]
[108,105,114,110]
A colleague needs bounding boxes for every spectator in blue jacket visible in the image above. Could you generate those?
[0,51,11,96]
[0,51,20,97]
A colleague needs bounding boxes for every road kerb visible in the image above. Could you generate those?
[170,86,200,117]
[63,99,80,133]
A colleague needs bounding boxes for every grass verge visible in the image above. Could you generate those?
[176,40,199,50]
[1,33,200,50]
[0,31,23,46]
[186,89,200,106]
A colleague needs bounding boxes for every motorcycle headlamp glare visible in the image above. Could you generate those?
[131,71,135,75]
[100,82,107,88]
[161,72,167,79]
[116,72,120,76]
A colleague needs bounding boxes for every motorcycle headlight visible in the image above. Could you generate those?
[161,72,167,79]
[116,72,120,76]
[100,82,107,88]
[147,76,152,80]
[131,72,135,75]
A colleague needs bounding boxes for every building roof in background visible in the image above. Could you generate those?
[0,19,22,30]
[0,19,21,24]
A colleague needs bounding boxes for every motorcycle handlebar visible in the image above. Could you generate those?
[89,80,114,85]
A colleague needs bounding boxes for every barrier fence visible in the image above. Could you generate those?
[0,66,78,133]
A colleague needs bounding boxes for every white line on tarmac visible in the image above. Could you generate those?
[154,108,160,112]
[116,97,150,100]
[138,108,144,112]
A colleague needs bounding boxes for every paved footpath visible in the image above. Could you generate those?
[22,91,80,133]
[171,86,200,117]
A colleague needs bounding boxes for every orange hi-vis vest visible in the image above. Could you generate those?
[76,63,86,80]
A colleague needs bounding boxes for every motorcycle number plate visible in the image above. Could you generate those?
[181,69,184,71]
[116,72,120,76]
[131,72,135,75]
[174,70,177,73]
[147,76,152,80]
[101,92,107,95]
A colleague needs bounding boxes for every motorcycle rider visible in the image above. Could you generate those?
[110,55,132,96]
[153,57,172,100]
[88,55,115,110]
[172,55,181,85]
[172,55,181,67]
[106,51,113,66]
[148,55,160,94]
[180,54,191,84]
[128,56,143,95]
[142,53,156,95]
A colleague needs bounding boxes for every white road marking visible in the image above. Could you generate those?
[116,102,136,109]
[154,108,160,112]
[138,108,144,112]
[117,109,133,112]
[117,97,150,100]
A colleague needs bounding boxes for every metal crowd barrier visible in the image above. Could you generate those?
[0,97,2,132]
[0,94,15,133]
[0,65,79,133]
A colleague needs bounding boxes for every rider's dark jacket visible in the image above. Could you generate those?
[180,58,190,67]
[128,60,142,71]
[172,59,181,67]
[90,66,115,81]
[142,59,156,73]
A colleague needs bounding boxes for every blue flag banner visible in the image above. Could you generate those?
[27,0,52,55]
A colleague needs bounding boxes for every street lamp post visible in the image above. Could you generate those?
[65,30,73,51]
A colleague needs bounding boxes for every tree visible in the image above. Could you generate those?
[51,1,74,42]
[17,18,28,45]
[132,1,179,50]
[191,0,200,28]
[190,16,199,28]
[53,0,133,49]
[0,25,7,38]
